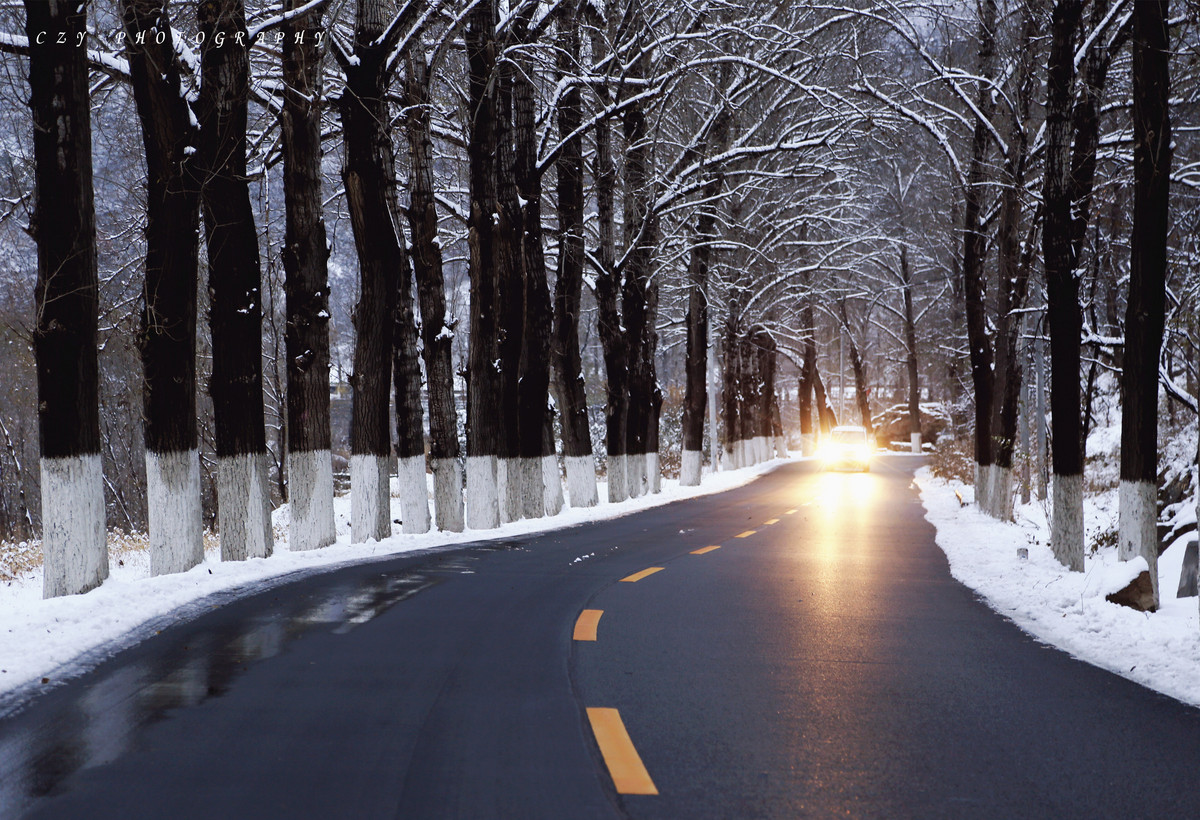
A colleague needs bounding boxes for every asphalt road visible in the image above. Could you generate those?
[4,456,1200,819]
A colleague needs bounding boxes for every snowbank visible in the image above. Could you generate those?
[917,467,1200,707]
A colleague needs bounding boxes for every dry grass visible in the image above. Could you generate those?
[2,528,224,583]
[929,439,975,484]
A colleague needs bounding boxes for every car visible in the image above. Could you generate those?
[819,425,875,472]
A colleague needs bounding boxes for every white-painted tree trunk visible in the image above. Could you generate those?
[1051,473,1085,571]
[910,432,922,454]
[498,457,523,523]
[626,451,646,498]
[646,452,661,494]
[775,436,788,459]
[564,455,598,507]
[466,454,499,529]
[288,449,335,552]
[146,450,203,573]
[989,465,1014,522]
[607,453,628,503]
[542,454,564,516]
[680,449,702,486]
[41,454,107,599]
[432,457,464,532]
[519,456,544,519]
[1119,479,1159,603]
[217,454,274,561]
[351,454,391,543]
[974,463,989,513]
[397,455,430,534]
[801,433,816,457]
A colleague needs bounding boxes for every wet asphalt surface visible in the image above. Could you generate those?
[3,456,1200,818]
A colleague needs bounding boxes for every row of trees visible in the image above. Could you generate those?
[5,0,1199,613]
[9,0,856,597]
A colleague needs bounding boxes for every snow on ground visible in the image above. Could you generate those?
[0,458,787,713]
[917,466,1200,708]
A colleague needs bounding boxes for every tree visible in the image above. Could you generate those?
[332,0,430,540]
[120,0,203,574]
[280,0,337,550]
[550,0,599,506]
[197,0,274,561]
[25,0,107,597]
[1118,0,1171,606]
[464,0,503,528]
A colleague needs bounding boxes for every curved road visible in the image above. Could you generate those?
[3,457,1200,818]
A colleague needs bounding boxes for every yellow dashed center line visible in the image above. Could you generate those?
[690,545,721,555]
[784,509,797,515]
[620,567,665,583]
[574,609,603,641]
[763,518,779,526]
[586,708,659,795]
[734,530,756,538]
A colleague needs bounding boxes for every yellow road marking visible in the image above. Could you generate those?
[735,530,756,538]
[574,609,603,641]
[763,518,779,526]
[784,509,797,515]
[690,545,721,555]
[586,708,659,795]
[620,567,664,583]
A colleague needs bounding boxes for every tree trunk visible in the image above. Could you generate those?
[680,113,730,485]
[901,247,921,454]
[1043,0,1085,570]
[26,0,106,598]
[197,0,273,562]
[339,0,400,543]
[281,0,335,551]
[514,30,552,519]
[494,53,525,523]
[593,59,628,502]
[962,0,998,510]
[465,0,502,528]
[551,0,597,507]
[402,55,463,532]
[620,92,656,498]
[120,0,203,574]
[393,239,429,535]
[1119,0,1171,608]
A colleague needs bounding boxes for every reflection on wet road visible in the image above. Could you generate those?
[0,541,524,816]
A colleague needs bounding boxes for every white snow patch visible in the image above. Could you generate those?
[918,467,1200,708]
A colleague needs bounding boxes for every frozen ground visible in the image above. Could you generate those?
[917,467,1200,708]
[0,459,785,713]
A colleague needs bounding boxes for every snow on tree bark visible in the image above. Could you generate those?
[25,0,106,597]
[197,0,273,562]
[1119,0,1171,608]
[402,54,463,533]
[465,0,502,528]
[337,0,403,543]
[120,0,204,570]
[281,0,335,551]
[1043,0,1086,571]
[551,0,598,507]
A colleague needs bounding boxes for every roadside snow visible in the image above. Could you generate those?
[917,467,1200,707]
[0,458,788,711]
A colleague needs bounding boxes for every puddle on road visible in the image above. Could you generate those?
[0,541,521,813]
